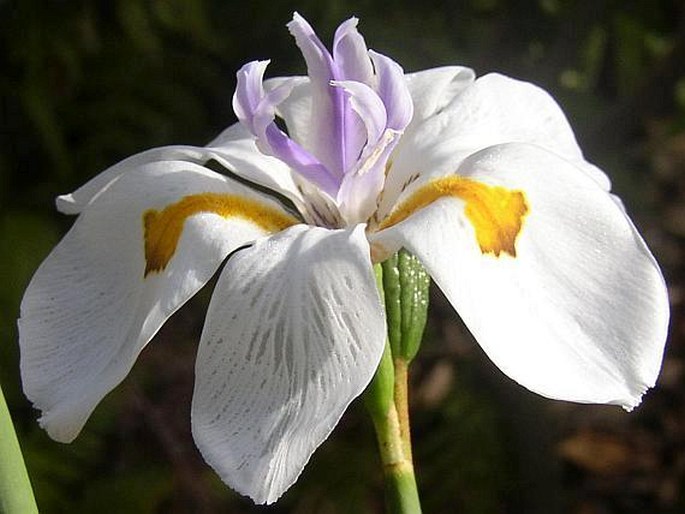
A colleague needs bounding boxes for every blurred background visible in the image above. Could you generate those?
[1,0,684,512]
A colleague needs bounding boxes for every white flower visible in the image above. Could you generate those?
[19,13,668,505]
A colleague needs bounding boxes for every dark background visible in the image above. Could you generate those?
[1,1,684,512]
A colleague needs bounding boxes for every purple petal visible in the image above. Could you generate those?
[287,13,339,89]
[233,61,270,134]
[333,17,374,84]
[337,129,402,224]
[233,60,340,196]
[369,51,413,131]
[288,13,365,177]
[331,80,387,147]
[251,82,297,140]
[262,125,340,196]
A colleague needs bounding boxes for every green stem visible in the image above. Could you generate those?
[366,264,422,514]
[0,384,38,514]
[393,358,413,462]
[374,378,421,514]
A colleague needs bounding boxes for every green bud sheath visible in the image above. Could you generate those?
[381,253,402,355]
[382,250,430,362]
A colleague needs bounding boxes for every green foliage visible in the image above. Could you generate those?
[0,387,38,514]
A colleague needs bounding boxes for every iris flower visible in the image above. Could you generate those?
[19,13,668,505]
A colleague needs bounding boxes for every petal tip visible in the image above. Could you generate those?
[55,194,79,214]
[287,12,311,34]
[38,410,81,444]
[620,389,647,412]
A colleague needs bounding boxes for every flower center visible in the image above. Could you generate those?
[232,13,413,226]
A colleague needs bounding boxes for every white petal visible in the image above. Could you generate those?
[196,123,305,208]
[19,162,296,442]
[60,123,303,215]
[55,145,211,214]
[380,72,609,220]
[404,66,475,123]
[372,143,668,409]
[192,224,385,504]
[377,66,475,219]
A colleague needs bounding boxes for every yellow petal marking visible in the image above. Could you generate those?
[378,176,529,257]
[143,193,298,276]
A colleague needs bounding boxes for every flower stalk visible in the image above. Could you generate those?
[393,357,413,463]
[365,339,422,514]
[366,258,428,514]
[372,398,421,514]
[0,383,38,514]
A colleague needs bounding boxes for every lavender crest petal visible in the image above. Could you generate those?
[261,126,340,196]
[331,80,387,148]
[233,61,340,196]
[333,18,374,84]
[233,61,270,134]
[288,13,360,176]
[331,18,372,168]
[264,77,311,149]
[287,13,338,88]
[337,130,402,224]
[251,82,297,139]
[369,51,413,130]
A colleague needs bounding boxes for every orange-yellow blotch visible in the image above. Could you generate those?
[143,193,297,276]
[378,176,529,257]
